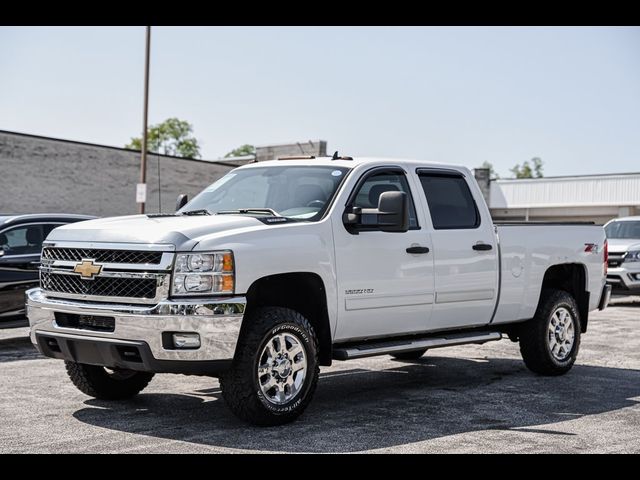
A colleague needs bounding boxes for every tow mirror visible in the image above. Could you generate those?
[175,194,189,212]
[343,191,409,233]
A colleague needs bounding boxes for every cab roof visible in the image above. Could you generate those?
[236,156,470,173]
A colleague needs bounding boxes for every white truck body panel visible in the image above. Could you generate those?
[492,225,606,324]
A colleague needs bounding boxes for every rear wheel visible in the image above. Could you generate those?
[391,349,428,361]
[519,289,581,376]
[65,361,154,400]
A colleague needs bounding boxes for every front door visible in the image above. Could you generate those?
[332,167,434,341]
[0,224,46,319]
[415,170,499,330]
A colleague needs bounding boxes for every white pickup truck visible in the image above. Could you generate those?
[27,156,611,425]
[604,216,640,294]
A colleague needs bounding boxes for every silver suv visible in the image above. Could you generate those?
[605,217,640,294]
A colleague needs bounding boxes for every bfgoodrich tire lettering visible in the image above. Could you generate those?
[519,289,581,376]
[220,307,319,426]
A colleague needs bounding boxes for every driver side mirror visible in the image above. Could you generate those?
[343,191,409,233]
[175,194,189,212]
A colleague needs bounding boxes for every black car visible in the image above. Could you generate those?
[0,214,95,322]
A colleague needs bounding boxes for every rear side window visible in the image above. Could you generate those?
[418,174,480,229]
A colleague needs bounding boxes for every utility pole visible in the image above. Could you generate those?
[137,26,151,214]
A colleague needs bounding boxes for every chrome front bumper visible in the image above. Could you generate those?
[26,288,245,366]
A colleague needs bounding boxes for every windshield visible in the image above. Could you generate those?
[181,165,351,221]
[605,220,640,239]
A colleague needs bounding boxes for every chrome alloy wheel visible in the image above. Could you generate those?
[257,332,307,405]
[548,307,575,361]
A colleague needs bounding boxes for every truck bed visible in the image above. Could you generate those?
[492,223,606,325]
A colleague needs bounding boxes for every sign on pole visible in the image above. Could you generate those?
[136,183,147,204]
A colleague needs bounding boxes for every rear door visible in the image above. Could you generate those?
[415,169,499,330]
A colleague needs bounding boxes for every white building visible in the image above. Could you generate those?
[477,172,640,225]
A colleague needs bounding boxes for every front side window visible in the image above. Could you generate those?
[605,221,640,239]
[351,171,419,229]
[419,173,480,229]
[0,225,44,256]
[182,166,350,222]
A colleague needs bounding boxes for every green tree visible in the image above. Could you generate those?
[480,161,500,179]
[126,118,201,159]
[510,157,544,179]
[225,144,255,158]
[531,157,544,177]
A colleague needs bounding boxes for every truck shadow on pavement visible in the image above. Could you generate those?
[72,356,640,452]
[0,336,40,363]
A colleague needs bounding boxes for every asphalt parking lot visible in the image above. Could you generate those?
[1,297,639,454]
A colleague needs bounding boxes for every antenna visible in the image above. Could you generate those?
[331,151,354,161]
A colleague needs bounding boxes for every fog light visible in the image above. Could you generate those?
[172,333,200,349]
[631,273,640,281]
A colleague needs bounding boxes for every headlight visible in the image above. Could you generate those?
[172,251,234,295]
[625,250,640,263]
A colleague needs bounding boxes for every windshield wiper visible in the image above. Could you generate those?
[216,208,282,217]
[180,209,211,216]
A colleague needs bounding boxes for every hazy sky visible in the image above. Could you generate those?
[1,26,638,177]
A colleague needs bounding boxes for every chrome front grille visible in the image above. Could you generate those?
[41,272,157,299]
[42,247,162,264]
[40,243,174,304]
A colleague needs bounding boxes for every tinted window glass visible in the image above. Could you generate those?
[352,172,419,229]
[605,221,640,239]
[0,225,43,255]
[184,166,350,222]
[419,174,479,229]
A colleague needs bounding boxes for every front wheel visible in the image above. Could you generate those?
[65,361,154,399]
[519,289,581,376]
[220,307,319,426]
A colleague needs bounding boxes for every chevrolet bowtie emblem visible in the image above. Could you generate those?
[74,259,103,280]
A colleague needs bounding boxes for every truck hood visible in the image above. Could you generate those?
[47,214,265,250]
[607,238,640,254]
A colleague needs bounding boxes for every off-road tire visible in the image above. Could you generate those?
[220,306,320,426]
[519,289,581,376]
[391,349,428,360]
[65,361,154,400]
